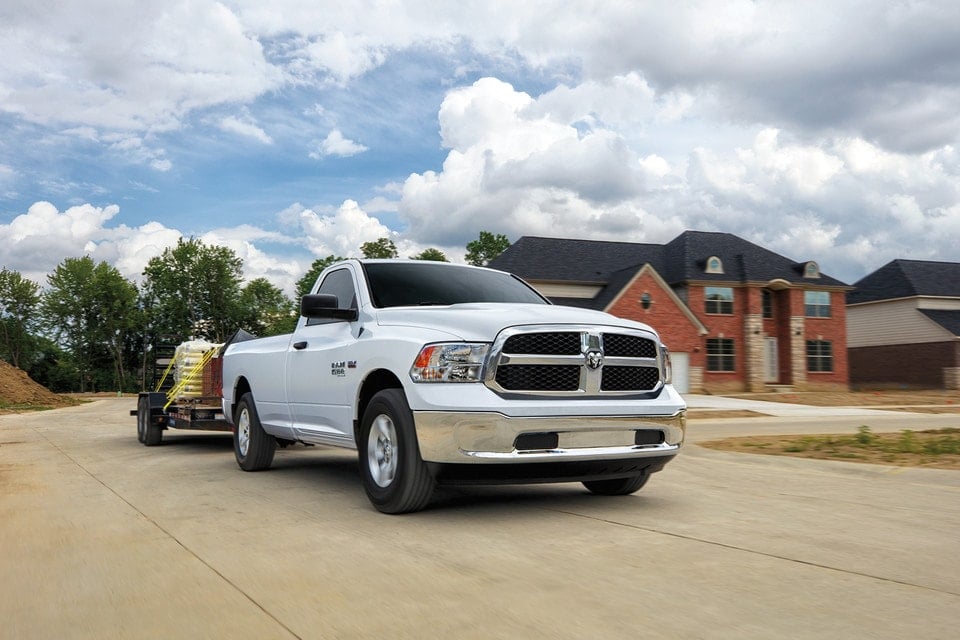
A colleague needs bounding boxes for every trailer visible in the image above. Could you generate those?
[133,339,232,445]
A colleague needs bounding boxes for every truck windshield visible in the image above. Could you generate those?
[362,262,549,308]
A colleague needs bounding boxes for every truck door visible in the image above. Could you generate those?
[286,267,361,446]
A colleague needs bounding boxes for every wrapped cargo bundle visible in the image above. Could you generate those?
[173,340,222,398]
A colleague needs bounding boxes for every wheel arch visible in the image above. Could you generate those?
[355,369,404,442]
[231,376,252,420]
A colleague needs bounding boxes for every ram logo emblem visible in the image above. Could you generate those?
[585,350,603,370]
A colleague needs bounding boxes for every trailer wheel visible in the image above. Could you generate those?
[136,395,147,443]
[141,396,163,446]
[358,389,435,514]
[234,392,276,471]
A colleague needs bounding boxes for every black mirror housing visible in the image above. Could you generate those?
[300,294,358,321]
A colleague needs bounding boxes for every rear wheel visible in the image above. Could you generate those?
[582,473,649,496]
[359,389,435,514]
[141,396,163,446]
[234,392,276,471]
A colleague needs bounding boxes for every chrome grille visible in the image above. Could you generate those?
[486,325,663,397]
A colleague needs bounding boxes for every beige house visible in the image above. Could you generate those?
[847,259,960,389]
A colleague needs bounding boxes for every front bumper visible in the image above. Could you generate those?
[413,410,686,464]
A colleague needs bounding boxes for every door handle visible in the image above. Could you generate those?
[293,341,308,350]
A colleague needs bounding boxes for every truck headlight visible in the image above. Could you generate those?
[660,345,673,385]
[411,343,489,382]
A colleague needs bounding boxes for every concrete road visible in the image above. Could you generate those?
[1,398,959,639]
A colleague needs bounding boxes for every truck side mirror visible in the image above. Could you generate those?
[300,294,358,321]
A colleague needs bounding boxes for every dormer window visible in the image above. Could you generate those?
[705,256,723,274]
[803,261,820,278]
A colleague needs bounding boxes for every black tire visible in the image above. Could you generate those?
[233,392,276,471]
[358,389,435,514]
[142,396,163,446]
[136,395,147,443]
[582,473,649,496]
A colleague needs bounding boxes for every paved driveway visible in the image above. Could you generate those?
[2,398,959,639]
[685,394,916,417]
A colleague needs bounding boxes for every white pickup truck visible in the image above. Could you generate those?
[221,259,686,513]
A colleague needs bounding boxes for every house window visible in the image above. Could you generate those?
[807,340,833,372]
[706,338,736,372]
[706,256,724,274]
[804,261,820,278]
[804,291,831,317]
[640,292,652,310]
[705,287,734,314]
[762,289,773,319]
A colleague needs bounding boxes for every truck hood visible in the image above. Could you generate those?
[373,303,659,342]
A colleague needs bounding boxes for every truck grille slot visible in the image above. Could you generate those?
[602,333,657,358]
[601,366,660,391]
[502,332,581,355]
[495,365,580,391]
[487,326,663,397]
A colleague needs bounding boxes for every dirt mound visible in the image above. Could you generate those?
[0,360,77,410]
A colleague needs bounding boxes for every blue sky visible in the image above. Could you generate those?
[2,1,959,294]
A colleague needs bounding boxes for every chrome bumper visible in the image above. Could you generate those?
[413,410,686,464]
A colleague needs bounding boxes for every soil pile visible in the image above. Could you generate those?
[0,360,77,409]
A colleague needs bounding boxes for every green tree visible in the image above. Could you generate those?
[0,268,40,368]
[239,278,297,336]
[412,248,448,262]
[41,257,138,392]
[465,231,510,266]
[295,255,345,299]
[361,237,398,259]
[140,238,245,343]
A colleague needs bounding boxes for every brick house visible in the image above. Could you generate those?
[488,231,851,394]
[847,260,960,389]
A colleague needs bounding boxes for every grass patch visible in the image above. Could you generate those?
[700,427,960,470]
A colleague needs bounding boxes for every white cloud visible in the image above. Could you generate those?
[310,129,368,158]
[0,0,281,133]
[219,115,273,144]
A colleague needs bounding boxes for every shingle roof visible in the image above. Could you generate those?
[919,309,960,337]
[490,231,847,288]
[848,260,960,304]
[489,236,664,283]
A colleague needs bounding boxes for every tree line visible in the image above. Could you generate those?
[0,231,510,394]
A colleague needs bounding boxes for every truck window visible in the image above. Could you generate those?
[362,262,548,308]
[306,268,358,325]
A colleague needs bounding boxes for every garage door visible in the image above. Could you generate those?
[671,352,690,394]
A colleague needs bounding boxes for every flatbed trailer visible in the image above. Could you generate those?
[132,392,231,445]
[132,337,239,445]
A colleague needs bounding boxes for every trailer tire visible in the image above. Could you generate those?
[136,395,147,443]
[142,396,163,446]
[234,392,276,471]
[358,389,435,514]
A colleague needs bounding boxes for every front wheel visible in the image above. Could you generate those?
[359,389,435,514]
[234,392,276,471]
[582,473,649,496]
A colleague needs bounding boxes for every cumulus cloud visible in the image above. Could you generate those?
[0,202,177,283]
[309,129,368,158]
[396,77,960,282]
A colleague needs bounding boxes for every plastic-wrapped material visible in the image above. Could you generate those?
[174,340,222,397]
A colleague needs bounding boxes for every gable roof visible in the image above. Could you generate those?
[919,309,960,337]
[489,236,664,283]
[490,231,848,288]
[848,259,960,304]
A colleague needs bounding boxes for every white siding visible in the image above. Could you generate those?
[531,282,604,298]
[847,298,955,347]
